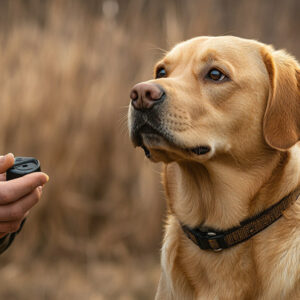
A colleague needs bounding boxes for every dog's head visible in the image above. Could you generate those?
[128,36,300,163]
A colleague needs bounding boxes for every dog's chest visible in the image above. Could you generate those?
[163,218,300,299]
[180,241,258,299]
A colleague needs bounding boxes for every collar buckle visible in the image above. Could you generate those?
[185,226,228,251]
[206,232,224,252]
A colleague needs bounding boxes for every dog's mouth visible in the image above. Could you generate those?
[189,146,211,155]
[132,124,211,158]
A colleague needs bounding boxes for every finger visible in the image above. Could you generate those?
[0,220,22,233]
[0,172,48,204]
[0,187,42,221]
[0,173,6,182]
[0,153,14,174]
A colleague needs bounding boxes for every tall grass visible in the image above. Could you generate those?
[0,0,299,298]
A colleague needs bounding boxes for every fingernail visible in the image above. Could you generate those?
[0,153,14,163]
[37,186,43,196]
[45,174,49,182]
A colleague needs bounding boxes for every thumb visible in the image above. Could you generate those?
[0,153,15,173]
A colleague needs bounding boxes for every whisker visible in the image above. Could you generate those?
[117,114,129,128]
[118,104,130,110]
[146,43,168,55]
[219,30,235,36]
[118,112,130,137]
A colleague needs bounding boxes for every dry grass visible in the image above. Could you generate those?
[0,0,299,299]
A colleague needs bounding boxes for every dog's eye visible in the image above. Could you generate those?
[207,69,226,81]
[156,68,167,79]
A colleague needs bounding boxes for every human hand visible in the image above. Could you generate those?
[0,153,49,238]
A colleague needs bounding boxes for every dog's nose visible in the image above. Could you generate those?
[130,83,165,110]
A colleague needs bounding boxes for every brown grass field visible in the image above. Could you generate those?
[0,0,299,299]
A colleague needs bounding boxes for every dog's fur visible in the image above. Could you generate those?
[128,36,300,299]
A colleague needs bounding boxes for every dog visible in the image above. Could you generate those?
[128,36,300,299]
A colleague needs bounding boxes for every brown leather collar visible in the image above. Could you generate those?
[181,187,300,252]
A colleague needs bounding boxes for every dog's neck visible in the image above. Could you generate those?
[164,145,300,230]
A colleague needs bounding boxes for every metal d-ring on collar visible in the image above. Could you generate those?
[181,187,300,252]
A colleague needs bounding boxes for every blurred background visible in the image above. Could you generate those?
[0,0,299,299]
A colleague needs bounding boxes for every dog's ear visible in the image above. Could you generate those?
[261,47,300,150]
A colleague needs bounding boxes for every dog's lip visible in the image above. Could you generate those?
[141,144,151,158]
[139,143,211,159]
[132,124,211,157]
[189,146,211,155]
[131,124,163,147]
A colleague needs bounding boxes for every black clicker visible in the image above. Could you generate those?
[6,157,41,180]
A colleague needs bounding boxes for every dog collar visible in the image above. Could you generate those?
[181,187,300,252]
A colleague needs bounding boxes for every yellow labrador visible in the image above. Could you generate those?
[128,36,300,299]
